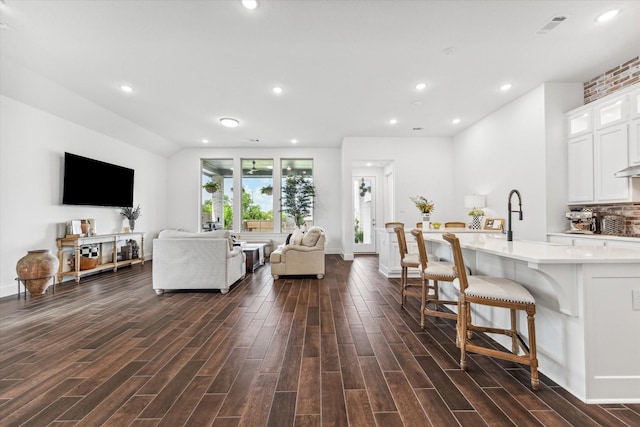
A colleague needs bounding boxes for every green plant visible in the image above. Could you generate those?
[410,196,434,214]
[120,204,141,220]
[468,208,484,216]
[260,185,273,195]
[354,217,363,243]
[282,175,316,227]
[203,180,220,193]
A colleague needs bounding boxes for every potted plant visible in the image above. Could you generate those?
[120,204,141,231]
[282,175,316,228]
[203,180,220,194]
[260,185,273,195]
[410,195,435,221]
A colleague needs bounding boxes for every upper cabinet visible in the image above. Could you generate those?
[566,83,640,205]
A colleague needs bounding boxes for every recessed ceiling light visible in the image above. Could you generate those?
[596,9,619,22]
[291,139,298,144]
[416,82,428,91]
[120,85,134,93]
[202,139,209,143]
[452,118,461,124]
[500,83,512,92]
[389,118,398,125]
[220,118,240,128]
[242,0,258,10]
[366,162,372,167]
[272,86,283,94]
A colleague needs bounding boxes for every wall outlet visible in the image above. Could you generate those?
[633,290,640,311]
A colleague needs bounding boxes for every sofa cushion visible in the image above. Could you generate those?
[158,229,229,239]
[291,228,304,245]
[302,226,323,246]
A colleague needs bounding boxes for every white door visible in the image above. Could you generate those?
[353,176,376,253]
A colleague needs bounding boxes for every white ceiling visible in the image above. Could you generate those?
[1,0,639,154]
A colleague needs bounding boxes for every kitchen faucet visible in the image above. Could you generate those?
[507,189,523,242]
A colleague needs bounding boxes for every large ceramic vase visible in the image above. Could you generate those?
[470,215,482,230]
[128,219,135,231]
[16,249,59,296]
[422,213,431,230]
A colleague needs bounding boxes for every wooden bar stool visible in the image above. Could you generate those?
[410,229,457,327]
[442,232,539,390]
[385,221,404,229]
[393,227,420,308]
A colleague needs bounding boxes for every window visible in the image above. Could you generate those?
[201,157,313,233]
[281,159,314,232]
[241,159,274,232]
[201,159,233,230]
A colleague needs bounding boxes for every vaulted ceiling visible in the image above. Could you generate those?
[1,0,639,153]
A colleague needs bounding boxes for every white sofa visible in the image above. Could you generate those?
[270,226,326,279]
[152,230,245,294]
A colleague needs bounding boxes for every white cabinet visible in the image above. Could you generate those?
[566,83,640,204]
[594,124,629,201]
[567,134,594,203]
[630,118,640,165]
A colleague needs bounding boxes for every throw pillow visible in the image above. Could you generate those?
[301,226,323,246]
[291,228,304,245]
[285,233,293,245]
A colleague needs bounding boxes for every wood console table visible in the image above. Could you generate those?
[56,232,144,283]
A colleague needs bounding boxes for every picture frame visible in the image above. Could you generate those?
[71,220,83,235]
[484,218,505,230]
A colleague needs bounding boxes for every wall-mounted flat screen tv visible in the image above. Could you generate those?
[62,152,135,207]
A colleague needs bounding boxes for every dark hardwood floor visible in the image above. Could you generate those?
[1,255,639,426]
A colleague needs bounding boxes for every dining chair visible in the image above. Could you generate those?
[444,221,466,228]
[442,232,539,390]
[394,227,420,308]
[410,229,457,326]
[385,221,404,229]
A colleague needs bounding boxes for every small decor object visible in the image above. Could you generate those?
[120,204,141,232]
[468,208,485,230]
[411,195,434,228]
[431,222,442,230]
[16,249,59,296]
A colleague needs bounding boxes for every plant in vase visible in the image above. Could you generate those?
[468,207,484,230]
[410,195,434,221]
[120,204,141,232]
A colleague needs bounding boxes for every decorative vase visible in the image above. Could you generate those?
[16,249,59,296]
[422,213,431,230]
[470,215,482,230]
[128,219,136,231]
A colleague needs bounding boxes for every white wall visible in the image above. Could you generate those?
[0,96,168,297]
[166,147,342,254]
[452,83,583,241]
[341,137,454,259]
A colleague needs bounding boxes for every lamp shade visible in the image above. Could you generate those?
[464,194,485,209]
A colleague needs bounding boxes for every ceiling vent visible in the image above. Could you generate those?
[536,16,567,34]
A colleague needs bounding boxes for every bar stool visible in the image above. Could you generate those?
[394,227,420,308]
[442,232,539,390]
[444,221,466,228]
[410,229,457,326]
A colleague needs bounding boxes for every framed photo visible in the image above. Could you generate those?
[484,218,505,230]
[71,220,83,235]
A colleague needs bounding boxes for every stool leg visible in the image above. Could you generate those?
[459,297,468,370]
[510,309,518,354]
[400,266,405,307]
[527,306,539,390]
[420,276,427,328]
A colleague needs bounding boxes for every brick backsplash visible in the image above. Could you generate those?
[569,203,640,237]
[583,56,640,104]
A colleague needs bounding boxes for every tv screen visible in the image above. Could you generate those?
[62,152,135,207]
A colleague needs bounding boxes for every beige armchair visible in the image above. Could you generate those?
[270,226,325,279]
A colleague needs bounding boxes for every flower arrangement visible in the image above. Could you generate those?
[468,208,484,216]
[203,180,220,193]
[410,196,435,214]
[120,204,142,220]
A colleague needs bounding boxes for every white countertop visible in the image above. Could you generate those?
[424,232,640,264]
[547,232,640,243]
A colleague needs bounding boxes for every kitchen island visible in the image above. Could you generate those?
[377,228,640,403]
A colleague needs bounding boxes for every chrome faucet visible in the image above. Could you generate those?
[506,189,523,242]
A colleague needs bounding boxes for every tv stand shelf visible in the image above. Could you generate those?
[56,232,144,283]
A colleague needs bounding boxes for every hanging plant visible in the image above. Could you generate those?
[203,180,220,194]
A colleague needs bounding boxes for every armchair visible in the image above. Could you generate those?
[270,226,325,279]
